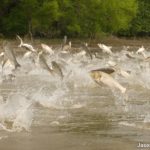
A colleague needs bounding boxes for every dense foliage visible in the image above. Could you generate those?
[0,0,149,38]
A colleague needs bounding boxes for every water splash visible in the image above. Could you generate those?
[0,94,33,132]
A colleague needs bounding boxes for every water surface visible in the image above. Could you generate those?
[0,43,150,150]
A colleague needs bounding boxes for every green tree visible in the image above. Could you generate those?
[100,0,138,33]
[130,0,150,36]
[0,0,39,36]
[33,0,60,37]
[0,0,139,38]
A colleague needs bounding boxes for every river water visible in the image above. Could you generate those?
[0,43,150,150]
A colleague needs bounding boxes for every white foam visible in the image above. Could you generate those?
[0,94,33,132]
[119,121,136,127]
[32,86,66,109]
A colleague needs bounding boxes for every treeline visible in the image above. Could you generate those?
[0,0,149,38]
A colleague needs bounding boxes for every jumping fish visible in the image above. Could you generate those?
[17,35,36,52]
[41,43,54,55]
[3,43,21,69]
[82,43,93,59]
[91,68,115,75]
[51,61,64,79]
[89,70,126,93]
[38,51,53,75]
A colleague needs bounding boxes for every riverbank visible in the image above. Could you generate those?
[0,36,150,52]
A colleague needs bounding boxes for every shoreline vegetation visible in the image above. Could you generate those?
[0,0,150,38]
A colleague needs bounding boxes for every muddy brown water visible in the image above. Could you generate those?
[0,39,150,150]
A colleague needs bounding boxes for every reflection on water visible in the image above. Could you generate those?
[0,44,150,150]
